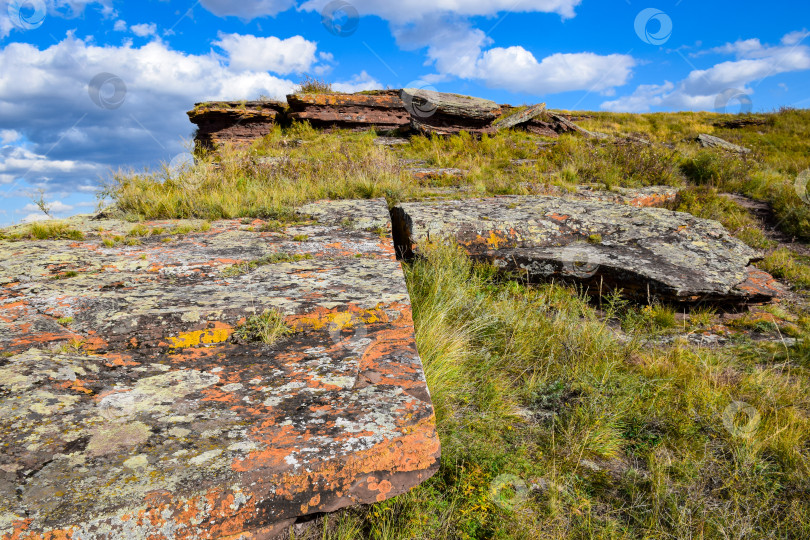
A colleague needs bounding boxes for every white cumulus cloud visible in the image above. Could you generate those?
[214,33,320,74]
[331,71,381,93]
[199,0,296,19]
[603,31,810,112]
[299,0,582,24]
[0,33,374,197]
[475,49,636,95]
[130,23,157,38]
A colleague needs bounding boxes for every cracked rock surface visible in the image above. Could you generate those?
[0,199,440,539]
[392,195,782,303]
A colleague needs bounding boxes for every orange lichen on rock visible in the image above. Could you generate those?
[0,199,439,539]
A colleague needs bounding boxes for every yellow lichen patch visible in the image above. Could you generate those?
[486,231,506,250]
[292,307,385,332]
[167,326,232,349]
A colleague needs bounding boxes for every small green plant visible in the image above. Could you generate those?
[623,303,677,333]
[259,220,284,233]
[758,248,810,288]
[57,317,74,326]
[679,150,747,187]
[688,306,717,330]
[102,235,125,247]
[296,75,334,94]
[128,224,150,237]
[236,309,292,344]
[53,270,79,280]
[293,234,309,242]
[10,222,86,241]
[587,233,602,244]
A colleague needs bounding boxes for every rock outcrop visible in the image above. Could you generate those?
[286,91,410,131]
[697,134,752,154]
[713,117,768,129]
[524,111,609,139]
[400,89,503,136]
[493,103,547,130]
[187,100,287,151]
[391,196,782,303]
[187,91,601,150]
[0,200,440,538]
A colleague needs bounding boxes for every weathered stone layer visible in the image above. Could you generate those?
[287,91,410,131]
[400,88,503,136]
[392,196,782,303]
[187,101,287,151]
[0,200,440,539]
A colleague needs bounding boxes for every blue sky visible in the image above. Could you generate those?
[1,0,808,226]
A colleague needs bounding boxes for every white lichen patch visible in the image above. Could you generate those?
[123,454,149,469]
[97,370,220,420]
[189,449,223,466]
[87,421,152,457]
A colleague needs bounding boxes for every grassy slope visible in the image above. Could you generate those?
[9,110,810,539]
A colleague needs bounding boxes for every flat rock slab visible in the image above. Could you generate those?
[400,89,502,136]
[187,101,286,150]
[494,103,546,130]
[0,200,440,539]
[287,92,410,131]
[409,168,466,181]
[697,134,752,154]
[392,196,782,303]
[399,89,501,122]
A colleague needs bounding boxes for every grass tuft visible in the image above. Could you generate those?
[236,309,292,345]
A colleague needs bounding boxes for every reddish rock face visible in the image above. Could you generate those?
[187,100,287,151]
[0,200,440,539]
[286,91,411,132]
[186,90,586,149]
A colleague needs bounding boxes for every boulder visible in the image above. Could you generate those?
[286,91,410,131]
[0,200,440,538]
[713,117,768,129]
[523,111,608,139]
[697,134,752,154]
[400,89,502,136]
[409,167,465,181]
[494,103,547,130]
[391,196,782,303]
[187,100,286,151]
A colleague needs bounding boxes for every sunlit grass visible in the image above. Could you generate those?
[297,243,810,539]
